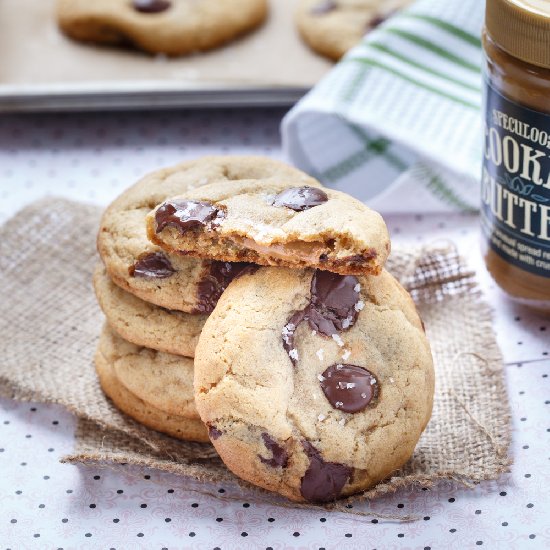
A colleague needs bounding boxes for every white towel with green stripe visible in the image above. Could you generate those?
[282,0,484,213]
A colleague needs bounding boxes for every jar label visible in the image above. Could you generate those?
[481,80,550,278]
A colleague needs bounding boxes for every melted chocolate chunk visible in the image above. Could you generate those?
[309,271,360,336]
[282,310,307,366]
[310,0,338,15]
[208,425,223,440]
[133,0,172,13]
[258,433,288,468]
[272,187,328,212]
[129,251,175,279]
[195,261,252,314]
[155,199,224,234]
[320,364,378,413]
[282,271,360,365]
[300,441,352,503]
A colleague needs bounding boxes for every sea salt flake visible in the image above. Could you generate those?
[336,364,343,370]
[389,377,395,383]
[317,374,326,382]
[370,378,377,385]
[354,283,361,293]
[289,348,299,361]
[332,334,344,347]
[342,349,351,360]
[354,300,365,312]
[311,330,317,336]
[317,414,326,422]
[335,401,344,408]
[346,382,356,389]
[316,348,324,361]
[282,324,295,345]
[361,393,367,399]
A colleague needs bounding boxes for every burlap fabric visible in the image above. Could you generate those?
[0,199,511,511]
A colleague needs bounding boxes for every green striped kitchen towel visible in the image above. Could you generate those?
[282,0,484,213]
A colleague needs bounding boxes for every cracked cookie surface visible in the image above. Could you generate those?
[93,264,207,357]
[98,156,310,312]
[95,323,208,442]
[193,267,434,502]
[146,177,390,276]
[56,0,268,56]
[296,0,412,60]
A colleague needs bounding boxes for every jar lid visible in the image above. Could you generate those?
[486,0,550,69]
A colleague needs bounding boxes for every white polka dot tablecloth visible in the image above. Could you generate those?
[0,109,548,550]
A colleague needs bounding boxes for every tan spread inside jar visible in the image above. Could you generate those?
[482,30,550,309]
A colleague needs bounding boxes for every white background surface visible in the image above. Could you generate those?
[0,109,548,549]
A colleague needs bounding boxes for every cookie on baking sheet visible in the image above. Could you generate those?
[296,0,412,61]
[98,156,310,313]
[56,0,268,56]
[146,178,390,276]
[193,267,434,502]
[95,323,208,442]
[93,264,207,357]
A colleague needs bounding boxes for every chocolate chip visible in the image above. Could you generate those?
[282,271,360,365]
[195,261,253,314]
[320,365,378,413]
[368,14,387,29]
[129,251,175,279]
[334,251,378,267]
[208,425,222,440]
[258,433,288,468]
[155,199,224,234]
[272,187,328,212]
[309,271,360,336]
[300,441,352,503]
[367,10,397,31]
[310,0,338,15]
[132,0,171,13]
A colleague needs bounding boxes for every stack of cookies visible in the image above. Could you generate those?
[94,156,434,503]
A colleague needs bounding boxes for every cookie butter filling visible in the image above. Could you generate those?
[231,236,329,263]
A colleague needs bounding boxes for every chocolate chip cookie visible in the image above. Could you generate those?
[95,323,208,442]
[56,0,268,56]
[193,267,434,502]
[93,264,207,357]
[146,179,390,276]
[296,0,412,60]
[98,156,310,313]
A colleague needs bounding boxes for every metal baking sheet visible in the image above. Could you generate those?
[0,0,332,112]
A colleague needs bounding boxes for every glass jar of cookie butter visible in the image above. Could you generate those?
[481,0,550,312]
